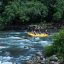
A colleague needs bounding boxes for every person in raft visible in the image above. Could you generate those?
[32,27,41,35]
[32,27,37,35]
[32,30,36,35]
[33,30,37,35]
[45,30,48,34]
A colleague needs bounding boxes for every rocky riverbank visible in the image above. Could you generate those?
[3,22,63,32]
[25,51,64,64]
[26,22,59,33]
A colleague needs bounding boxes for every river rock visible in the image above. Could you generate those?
[50,55,58,61]
[36,51,43,56]
[50,61,59,64]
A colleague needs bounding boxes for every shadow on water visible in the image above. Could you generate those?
[0,31,53,64]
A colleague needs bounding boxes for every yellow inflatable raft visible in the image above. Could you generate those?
[28,32,48,37]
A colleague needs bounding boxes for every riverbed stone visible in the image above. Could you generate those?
[50,55,58,61]
[36,51,43,56]
[26,52,60,64]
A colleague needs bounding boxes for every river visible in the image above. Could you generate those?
[0,31,52,64]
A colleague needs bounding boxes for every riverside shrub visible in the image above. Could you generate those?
[44,29,64,58]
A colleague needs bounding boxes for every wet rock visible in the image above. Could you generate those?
[26,60,33,64]
[50,55,58,62]
[26,53,60,64]
[45,55,59,64]
[36,51,43,56]
[26,51,46,64]
[40,58,46,64]
[50,61,59,64]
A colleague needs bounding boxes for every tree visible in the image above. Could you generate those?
[2,0,48,24]
[0,0,13,13]
[53,0,64,21]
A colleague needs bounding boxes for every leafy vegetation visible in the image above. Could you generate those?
[53,0,64,21]
[44,29,64,59]
[0,0,64,30]
[44,45,55,57]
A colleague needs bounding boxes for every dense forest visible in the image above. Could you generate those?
[0,0,64,30]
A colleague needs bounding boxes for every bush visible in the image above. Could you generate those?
[44,29,64,58]
[53,30,64,57]
[44,45,55,57]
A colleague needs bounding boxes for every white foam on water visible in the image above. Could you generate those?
[30,48,36,51]
[39,41,50,46]
[20,39,31,42]
[32,42,38,43]
[8,36,21,39]
[30,37,40,42]
[25,56,31,60]
[34,37,40,40]
[0,38,7,40]
[2,56,12,61]
[9,32,21,34]
[0,56,14,64]
[19,56,31,61]
[0,61,16,64]
[0,46,9,49]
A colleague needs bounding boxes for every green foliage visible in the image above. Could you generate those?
[0,16,6,30]
[3,0,48,23]
[0,0,64,30]
[53,30,64,57]
[0,0,13,13]
[44,45,55,57]
[53,12,62,21]
[44,29,64,58]
[53,0,64,21]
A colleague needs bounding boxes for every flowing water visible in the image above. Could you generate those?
[0,31,52,64]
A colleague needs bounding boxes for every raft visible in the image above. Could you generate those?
[27,32,48,37]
